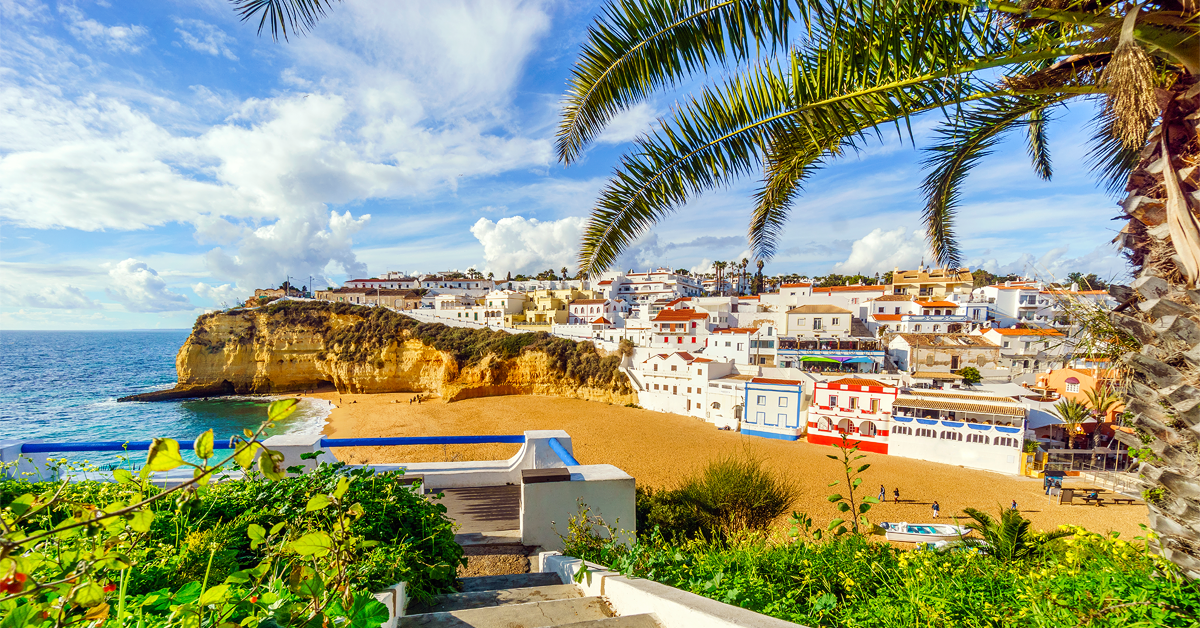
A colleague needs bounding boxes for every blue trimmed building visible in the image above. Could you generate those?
[741,378,805,440]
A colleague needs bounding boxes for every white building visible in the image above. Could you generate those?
[345,277,419,290]
[786,304,853,338]
[974,327,1070,375]
[567,299,620,325]
[597,269,704,305]
[705,325,779,366]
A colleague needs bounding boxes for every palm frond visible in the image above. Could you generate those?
[231,0,340,42]
[1085,104,1143,196]
[574,1,1097,274]
[920,94,1072,268]
[1026,106,1054,180]
[556,0,796,165]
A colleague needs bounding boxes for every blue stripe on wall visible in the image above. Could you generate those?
[741,428,798,441]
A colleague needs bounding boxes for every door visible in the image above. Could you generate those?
[950,355,960,370]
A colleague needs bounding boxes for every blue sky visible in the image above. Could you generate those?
[1,0,1130,330]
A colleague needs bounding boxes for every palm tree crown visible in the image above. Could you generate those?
[557,0,1197,276]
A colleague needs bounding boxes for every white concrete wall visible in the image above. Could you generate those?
[521,463,636,551]
[887,419,1022,474]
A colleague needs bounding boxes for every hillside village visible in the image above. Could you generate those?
[248,265,1125,477]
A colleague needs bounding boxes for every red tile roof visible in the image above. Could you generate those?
[592,317,612,324]
[915,301,957,308]
[821,377,889,388]
[751,378,803,385]
[711,327,760,334]
[781,283,812,288]
[871,314,903,321]
[597,280,613,285]
[572,299,607,304]
[652,310,709,322]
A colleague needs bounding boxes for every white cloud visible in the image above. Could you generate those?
[203,210,371,291]
[59,5,149,53]
[174,18,237,60]
[832,227,932,275]
[471,215,586,275]
[3,284,101,309]
[971,243,1130,283]
[596,102,658,145]
[105,259,194,312]
[192,282,247,307]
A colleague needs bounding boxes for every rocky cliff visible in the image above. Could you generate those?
[121,301,637,405]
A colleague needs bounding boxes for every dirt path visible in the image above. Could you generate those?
[306,392,1147,538]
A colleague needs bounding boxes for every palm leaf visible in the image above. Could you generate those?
[556,0,797,165]
[230,0,340,42]
[1026,105,1054,181]
[920,94,1072,268]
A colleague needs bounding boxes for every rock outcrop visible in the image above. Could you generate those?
[119,302,637,406]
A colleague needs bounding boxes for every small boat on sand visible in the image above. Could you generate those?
[879,522,971,543]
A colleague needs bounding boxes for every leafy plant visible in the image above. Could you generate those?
[956,366,982,386]
[960,507,1073,563]
[1051,399,1090,449]
[824,435,880,537]
[0,399,460,627]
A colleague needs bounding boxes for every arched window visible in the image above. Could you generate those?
[711,402,721,409]
[859,421,876,437]
[818,417,832,431]
[837,418,854,433]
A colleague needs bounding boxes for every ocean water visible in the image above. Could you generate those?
[0,330,330,467]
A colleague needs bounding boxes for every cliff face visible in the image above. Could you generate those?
[126,303,637,406]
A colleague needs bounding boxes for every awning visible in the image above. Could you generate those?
[842,357,875,363]
[800,356,840,363]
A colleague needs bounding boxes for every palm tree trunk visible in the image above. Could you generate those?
[1112,78,1200,579]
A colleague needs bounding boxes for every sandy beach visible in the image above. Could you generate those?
[307,392,1148,538]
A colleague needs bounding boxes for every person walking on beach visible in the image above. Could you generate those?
[932,501,940,518]
[893,487,900,502]
[1011,499,1018,511]
[879,485,886,502]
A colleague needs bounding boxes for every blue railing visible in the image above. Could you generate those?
[548,438,579,466]
[319,435,525,447]
[21,441,237,453]
[19,434,526,454]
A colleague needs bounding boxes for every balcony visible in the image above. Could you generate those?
[778,338,883,353]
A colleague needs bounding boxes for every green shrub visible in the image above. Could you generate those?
[638,452,797,541]
[564,523,1200,627]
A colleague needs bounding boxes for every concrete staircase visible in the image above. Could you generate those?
[401,573,662,628]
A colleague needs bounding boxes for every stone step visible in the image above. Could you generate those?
[458,572,565,592]
[409,584,582,614]
[399,596,610,628]
[557,615,663,628]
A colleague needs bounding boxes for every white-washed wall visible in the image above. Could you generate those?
[887,417,1023,474]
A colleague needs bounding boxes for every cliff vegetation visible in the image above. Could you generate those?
[125,301,635,405]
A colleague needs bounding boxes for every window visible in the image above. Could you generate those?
[995,437,1017,447]
[829,395,838,408]
[818,417,832,431]
[757,395,767,406]
[653,384,659,390]
[653,364,658,371]
[750,412,763,424]
[687,387,692,393]
[737,343,745,350]
[1066,382,1080,393]
[933,325,940,332]
[1003,341,1010,348]
[779,397,788,408]
[967,434,989,444]
[913,324,921,332]
[859,421,876,436]
[813,318,823,330]
[894,307,901,315]
[724,341,731,347]
[870,399,880,413]
[771,413,785,426]
[672,386,677,394]
[831,318,840,326]
[849,397,859,409]
[940,431,962,441]
[916,428,936,438]
[893,425,911,435]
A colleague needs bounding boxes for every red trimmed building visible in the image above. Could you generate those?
[806,378,899,453]
[651,308,711,348]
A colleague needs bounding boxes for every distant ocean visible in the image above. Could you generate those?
[0,330,330,466]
